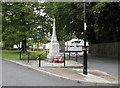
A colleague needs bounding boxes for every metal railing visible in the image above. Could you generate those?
[20,51,41,67]
[19,50,82,68]
[63,51,83,67]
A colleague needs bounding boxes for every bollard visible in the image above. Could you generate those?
[76,52,77,62]
[20,51,21,60]
[46,50,47,57]
[28,52,30,63]
[64,53,65,67]
[39,55,41,67]
[69,51,70,60]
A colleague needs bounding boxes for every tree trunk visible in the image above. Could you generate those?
[21,39,27,52]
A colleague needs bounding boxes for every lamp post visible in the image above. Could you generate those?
[83,0,88,75]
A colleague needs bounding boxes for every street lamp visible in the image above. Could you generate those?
[83,0,88,75]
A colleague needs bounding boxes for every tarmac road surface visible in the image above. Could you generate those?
[2,60,97,86]
[71,55,118,78]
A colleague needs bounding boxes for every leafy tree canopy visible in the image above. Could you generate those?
[2,2,52,48]
[42,2,120,44]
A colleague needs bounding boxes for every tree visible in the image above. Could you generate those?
[2,2,35,51]
[42,2,77,41]
[2,2,52,51]
[3,2,120,51]
[93,2,120,43]
[42,2,120,44]
[0,2,2,42]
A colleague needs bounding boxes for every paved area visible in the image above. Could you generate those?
[70,54,118,78]
[29,60,83,67]
[7,59,118,85]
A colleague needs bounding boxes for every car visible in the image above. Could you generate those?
[52,57,64,63]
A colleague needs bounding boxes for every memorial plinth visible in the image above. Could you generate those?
[46,18,60,61]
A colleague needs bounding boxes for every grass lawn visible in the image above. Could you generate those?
[1,50,20,60]
[1,50,71,60]
[1,50,47,60]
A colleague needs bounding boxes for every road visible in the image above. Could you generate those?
[71,55,118,78]
[2,60,99,86]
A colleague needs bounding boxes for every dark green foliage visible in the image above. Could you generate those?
[42,2,120,44]
[2,2,120,46]
[2,2,52,48]
[93,2,120,43]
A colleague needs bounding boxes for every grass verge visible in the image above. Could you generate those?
[1,50,47,60]
[1,50,20,60]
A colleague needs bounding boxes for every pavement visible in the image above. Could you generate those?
[6,59,118,85]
